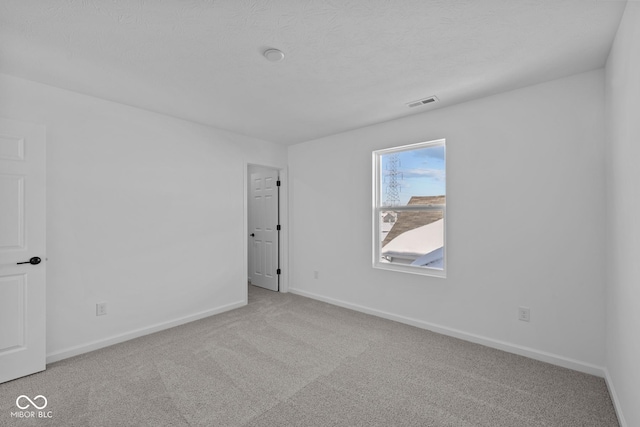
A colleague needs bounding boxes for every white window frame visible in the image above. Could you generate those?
[372,138,446,278]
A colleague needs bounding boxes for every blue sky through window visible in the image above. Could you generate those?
[381,144,445,206]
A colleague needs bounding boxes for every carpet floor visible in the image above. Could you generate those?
[0,285,619,426]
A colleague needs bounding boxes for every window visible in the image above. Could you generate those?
[373,139,446,277]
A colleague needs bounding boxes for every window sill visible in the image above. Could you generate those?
[373,261,446,278]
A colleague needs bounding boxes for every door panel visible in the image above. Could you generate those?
[0,174,24,249]
[0,274,25,351]
[253,240,263,276]
[0,118,46,384]
[0,133,25,161]
[248,166,278,291]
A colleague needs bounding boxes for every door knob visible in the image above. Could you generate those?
[250,233,255,237]
[17,257,41,265]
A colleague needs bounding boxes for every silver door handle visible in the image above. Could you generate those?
[17,257,41,265]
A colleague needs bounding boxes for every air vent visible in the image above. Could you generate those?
[407,96,439,108]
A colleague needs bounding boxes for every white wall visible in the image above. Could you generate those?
[605,2,640,426]
[0,73,286,360]
[288,70,607,373]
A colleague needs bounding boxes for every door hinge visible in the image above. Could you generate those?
[277,268,281,275]
[276,180,281,187]
[276,224,281,231]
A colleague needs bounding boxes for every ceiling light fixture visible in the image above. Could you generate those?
[263,48,285,62]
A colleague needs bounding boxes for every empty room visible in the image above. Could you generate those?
[0,1,638,426]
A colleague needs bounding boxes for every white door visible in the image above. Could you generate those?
[0,118,46,384]
[249,166,279,291]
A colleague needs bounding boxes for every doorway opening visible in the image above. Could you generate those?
[247,165,281,292]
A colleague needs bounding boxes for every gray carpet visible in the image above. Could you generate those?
[0,285,619,426]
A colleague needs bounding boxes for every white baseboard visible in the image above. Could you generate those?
[289,288,605,377]
[46,300,246,364]
[604,368,628,427]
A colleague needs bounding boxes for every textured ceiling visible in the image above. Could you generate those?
[0,0,626,144]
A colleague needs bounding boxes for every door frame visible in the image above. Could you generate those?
[244,163,288,296]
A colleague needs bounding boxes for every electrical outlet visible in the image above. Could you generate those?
[518,307,530,322]
[313,271,319,279]
[96,302,108,316]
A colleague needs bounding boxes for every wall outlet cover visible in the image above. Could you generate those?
[96,302,107,316]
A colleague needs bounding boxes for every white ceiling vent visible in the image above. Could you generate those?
[407,96,439,108]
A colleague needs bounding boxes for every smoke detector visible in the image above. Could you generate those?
[263,48,285,62]
[407,96,439,108]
